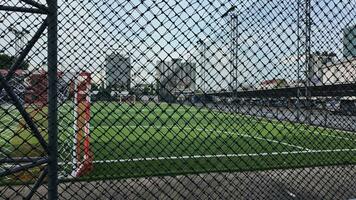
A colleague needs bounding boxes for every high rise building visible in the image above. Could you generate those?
[343,25,356,58]
[307,52,336,86]
[322,58,356,85]
[156,58,196,102]
[105,53,131,90]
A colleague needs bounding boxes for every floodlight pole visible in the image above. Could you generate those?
[222,6,238,92]
[296,0,301,122]
[198,39,207,92]
[304,0,312,124]
[222,6,239,114]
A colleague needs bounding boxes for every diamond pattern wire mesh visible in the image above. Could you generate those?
[1,0,356,199]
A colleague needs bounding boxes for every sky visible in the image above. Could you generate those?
[1,0,355,91]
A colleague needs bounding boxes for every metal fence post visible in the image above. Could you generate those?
[47,0,58,199]
[1,0,355,198]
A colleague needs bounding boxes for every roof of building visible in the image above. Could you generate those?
[325,57,356,67]
[261,79,286,85]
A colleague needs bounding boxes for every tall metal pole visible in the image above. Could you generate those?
[231,14,239,114]
[232,14,238,91]
[222,6,239,113]
[304,0,311,124]
[202,42,206,92]
[47,0,58,199]
[229,18,233,90]
[296,0,301,122]
[222,6,237,92]
[198,39,207,92]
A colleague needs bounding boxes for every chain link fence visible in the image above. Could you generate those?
[1,0,356,199]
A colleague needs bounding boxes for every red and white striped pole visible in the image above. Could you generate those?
[72,72,93,177]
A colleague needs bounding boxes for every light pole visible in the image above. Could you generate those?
[198,39,207,92]
[222,6,238,92]
[8,27,29,56]
[296,0,301,122]
[222,5,239,113]
[304,0,312,124]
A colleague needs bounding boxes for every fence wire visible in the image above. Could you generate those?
[1,0,356,199]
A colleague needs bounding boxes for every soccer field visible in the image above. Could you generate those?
[1,102,356,181]
[83,102,356,180]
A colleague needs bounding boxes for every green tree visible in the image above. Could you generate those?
[0,53,29,70]
[91,83,100,91]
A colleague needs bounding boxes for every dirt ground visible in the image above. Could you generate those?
[2,165,355,200]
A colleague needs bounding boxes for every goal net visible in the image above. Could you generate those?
[58,71,93,178]
[0,70,93,180]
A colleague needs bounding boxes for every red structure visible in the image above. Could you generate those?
[25,70,48,106]
[0,69,24,76]
[72,72,93,177]
[25,70,66,107]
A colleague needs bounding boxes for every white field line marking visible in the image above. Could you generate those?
[58,148,356,164]
[91,110,355,146]
[94,107,354,149]
[250,118,356,142]
[98,108,208,114]
[1,147,13,154]
[206,107,355,135]
[299,127,355,141]
[0,131,13,138]
[0,130,15,153]
[91,124,309,150]
[0,125,17,130]
[215,129,308,150]
[1,118,14,123]
[239,112,356,135]
[96,111,210,120]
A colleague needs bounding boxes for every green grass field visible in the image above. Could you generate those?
[76,102,356,180]
[1,102,356,182]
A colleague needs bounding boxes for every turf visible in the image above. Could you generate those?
[1,102,356,182]
[74,102,356,180]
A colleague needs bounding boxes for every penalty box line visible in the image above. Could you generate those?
[238,113,356,142]
[91,124,309,150]
[253,118,356,142]
[206,106,355,141]
[59,148,356,164]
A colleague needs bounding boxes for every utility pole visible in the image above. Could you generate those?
[296,0,301,122]
[222,5,238,92]
[304,0,312,124]
[222,5,239,113]
[198,39,207,92]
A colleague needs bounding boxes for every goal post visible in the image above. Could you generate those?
[71,72,93,177]
[0,69,93,179]
[56,71,93,178]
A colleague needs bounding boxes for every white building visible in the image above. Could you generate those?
[105,53,131,90]
[156,58,196,92]
[306,53,336,86]
[322,58,356,85]
[343,25,356,58]
[188,39,231,92]
[156,58,196,101]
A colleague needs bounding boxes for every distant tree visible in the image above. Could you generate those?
[0,54,13,68]
[148,84,156,95]
[0,53,29,70]
[142,85,149,95]
[91,83,100,91]
[322,51,337,57]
